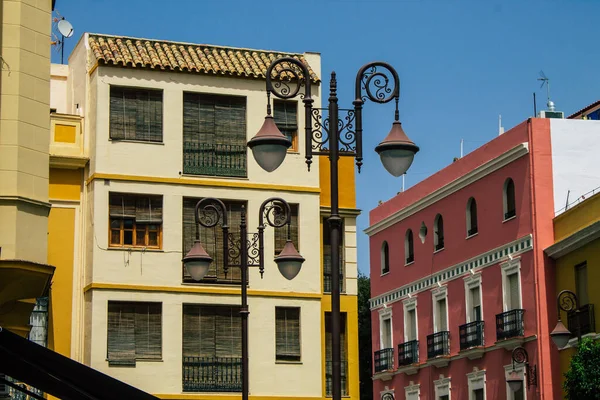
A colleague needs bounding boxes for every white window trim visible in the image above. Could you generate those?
[504,364,528,400]
[405,382,420,400]
[403,297,418,342]
[501,257,522,311]
[467,369,486,400]
[434,376,451,399]
[464,273,483,323]
[378,307,393,350]
[432,286,449,333]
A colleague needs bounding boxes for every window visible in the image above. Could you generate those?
[275,307,301,362]
[465,274,483,322]
[109,86,163,142]
[501,259,522,311]
[109,193,162,249]
[403,297,418,342]
[467,197,478,236]
[107,301,162,365]
[381,315,392,349]
[381,241,390,274]
[405,383,420,400]
[275,203,299,255]
[182,304,241,392]
[434,214,444,251]
[434,377,451,400]
[405,229,414,264]
[273,100,298,151]
[575,262,589,305]
[325,312,348,396]
[504,178,516,220]
[323,217,344,293]
[467,370,486,400]
[182,198,246,284]
[182,92,247,177]
[432,286,448,333]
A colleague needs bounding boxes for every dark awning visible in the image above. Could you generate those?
[0,327,159,400]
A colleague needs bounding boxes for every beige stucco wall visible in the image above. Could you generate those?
[50,63,68,113]
[87,289,323,397]
[0,0,51,263]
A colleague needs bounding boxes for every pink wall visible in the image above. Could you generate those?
[369,119,560,399]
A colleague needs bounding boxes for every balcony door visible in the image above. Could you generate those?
[436,298,448,332]
[382,318,392,349]
[575,262,589,306]
[470,285,482,321]
[406,309,417,342]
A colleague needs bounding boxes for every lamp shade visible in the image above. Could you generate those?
[183,241,212,281]
[506,370,523,393]
[550,320,572,349]
[375,121,419,177]
[274,240,305,280]
[248,116,291,172]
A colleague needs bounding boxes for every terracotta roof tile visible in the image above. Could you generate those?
[88,34,320,83]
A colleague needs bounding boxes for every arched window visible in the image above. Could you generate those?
[434,214,444,251]
[504,178,516,220]
[381,241,390,274]
[467,197,478,236]
[405,229,414,264]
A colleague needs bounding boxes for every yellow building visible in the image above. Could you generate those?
[43,32,360,399]
[545,189,600,396]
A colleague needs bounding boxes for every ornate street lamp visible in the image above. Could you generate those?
[248,57,419,400]
[550,290,581,349]
[506,346,537,393]
[182,197,304,400]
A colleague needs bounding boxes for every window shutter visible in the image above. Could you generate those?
[508,273,520,309]
[276,307,301,360]
[109,87,162,142]
[134,302,162,359]
[215,306,242,358]
[183,304,219,358]
[109,193,136,219]
[109,88,125,140]
[107,302,136,365]
[274,100,298,142]
[135,196,163,223]
[437,298,447,331]
[407,309,417,341]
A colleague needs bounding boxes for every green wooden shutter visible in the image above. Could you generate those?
[275,307,301,361]
[107,302,136,365]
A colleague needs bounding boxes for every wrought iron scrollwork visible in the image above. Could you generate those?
[224,233,260,269]
[557,290,579,313]
[195,198,228,229]
[246,233,260,266]
[260,198,291,228]
[356,62,399,104]
[268,58,310,100]
[511,346,537,389]
[311,108,357,155]
[381,393,395,400]
[511,346,529,365]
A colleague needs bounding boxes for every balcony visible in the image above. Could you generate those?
[459,321,485,359]
[325,361,348,397]
[427,331,450,367]
[182,356,242,392]
[496,309,525,350]
[374,348,394,376]
[397,340,419,375]
[50,113,88,169]
[568,304,596,337]
[183,143,247,178]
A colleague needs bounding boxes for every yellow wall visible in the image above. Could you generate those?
[49,168,82,200]
[319,155,357,209]
[553,193,600,396]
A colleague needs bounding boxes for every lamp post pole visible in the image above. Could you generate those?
[249,59,420,400]
[183,198,304,400]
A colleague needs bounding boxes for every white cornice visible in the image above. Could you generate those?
[365,143,530,236]
[545,221,600,259]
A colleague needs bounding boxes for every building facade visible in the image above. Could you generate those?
[367,117,600,400]
[47,33,359,399]
[546,190,600,398]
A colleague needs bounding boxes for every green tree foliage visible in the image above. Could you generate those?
[358,272,373,400]
[564,337,600,399]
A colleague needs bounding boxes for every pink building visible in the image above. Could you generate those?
[367,117,600,400]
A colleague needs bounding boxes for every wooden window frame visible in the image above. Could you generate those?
[109,193,163,250]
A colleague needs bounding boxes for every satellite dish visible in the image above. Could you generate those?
[57,19,74,38]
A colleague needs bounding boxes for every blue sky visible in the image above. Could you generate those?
[53,0,600,276]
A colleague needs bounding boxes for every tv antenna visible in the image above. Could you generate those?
[51,11,74,64]
[538,70,555,111]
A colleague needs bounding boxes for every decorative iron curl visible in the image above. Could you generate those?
[267,58,310,100]
[195,198,228,229]
[511,346,529,365]
[261,200,290,229]
[382,393,395,400]
[311,109,357,154]
[338,110,357,153]
[246,233,260,266]
[557,290,579,314]
[355,61,399,105]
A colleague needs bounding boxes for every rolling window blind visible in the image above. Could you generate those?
[110,86,163,142]
[275,307,301,361]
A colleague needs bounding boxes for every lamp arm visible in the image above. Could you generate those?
[266,57,315,170]
[352,61,400,170]
[557,289,579,318]
[194,197,229,273]
[257,197,293,277]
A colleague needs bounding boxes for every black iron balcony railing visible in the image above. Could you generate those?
[568,304,596,337]
[427,331,450,359]
[325,360,348,397]
[459,321,485,350]
[505,209,516,220]
[496,309,525,341]
[468,226,478,236]
[323,252,344,293]
[182,356,242,392]
[183,142,247,177]
[398,340,419,366]
[374,348,394,373]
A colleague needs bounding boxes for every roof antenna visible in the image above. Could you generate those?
[538,71,554,111]
[51,11,74,64]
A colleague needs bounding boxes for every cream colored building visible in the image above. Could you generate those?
[49,33,360,399]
